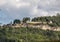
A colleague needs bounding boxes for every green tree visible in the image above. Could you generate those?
[32,17,37,22]
[13,19,21,24]
[22,17,30,23]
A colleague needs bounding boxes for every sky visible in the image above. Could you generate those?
[0,0,60,24]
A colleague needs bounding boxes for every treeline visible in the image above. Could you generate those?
[32,13,60,27]
[13,13,60,27]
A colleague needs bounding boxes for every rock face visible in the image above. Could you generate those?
[3,23,60,31]
[41,25,60,31]
[12,23,60,31]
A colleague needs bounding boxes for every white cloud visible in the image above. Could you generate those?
[16,2,30,8]
[0,0,7,6]
[30,6,48,17]
[16,0,20,2]
[0,0,60,24]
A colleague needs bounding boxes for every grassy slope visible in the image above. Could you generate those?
[0,27,60,42]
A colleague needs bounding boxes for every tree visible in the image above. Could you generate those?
[13,19,21,24]
[56,13,60,16]
[22,17,30,23]
[32,17,37,22]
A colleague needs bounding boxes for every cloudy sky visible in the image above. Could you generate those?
[0,0,60,24]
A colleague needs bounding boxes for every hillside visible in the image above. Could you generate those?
[0,27,60,42]
[0,14,60,42]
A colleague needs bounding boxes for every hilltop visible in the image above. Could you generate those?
[0,13,60,42]
[1,13,60,31]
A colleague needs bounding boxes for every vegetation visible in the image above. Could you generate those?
[0,27,60,42]
[1,13,60,42]
[32,13,60,27]
[22,17,30,23]
[13,19,21,24]
[12,13,60,27]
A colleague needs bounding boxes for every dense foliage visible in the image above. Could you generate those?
[12,13,60,27]
[2,13,60,42]
[13,19,21,24]
[22,17,30,23]
[0,27,60,42]
[13,13,60,27]
[32,13,60,27]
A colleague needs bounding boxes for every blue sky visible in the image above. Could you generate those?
[0,0,60,24]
